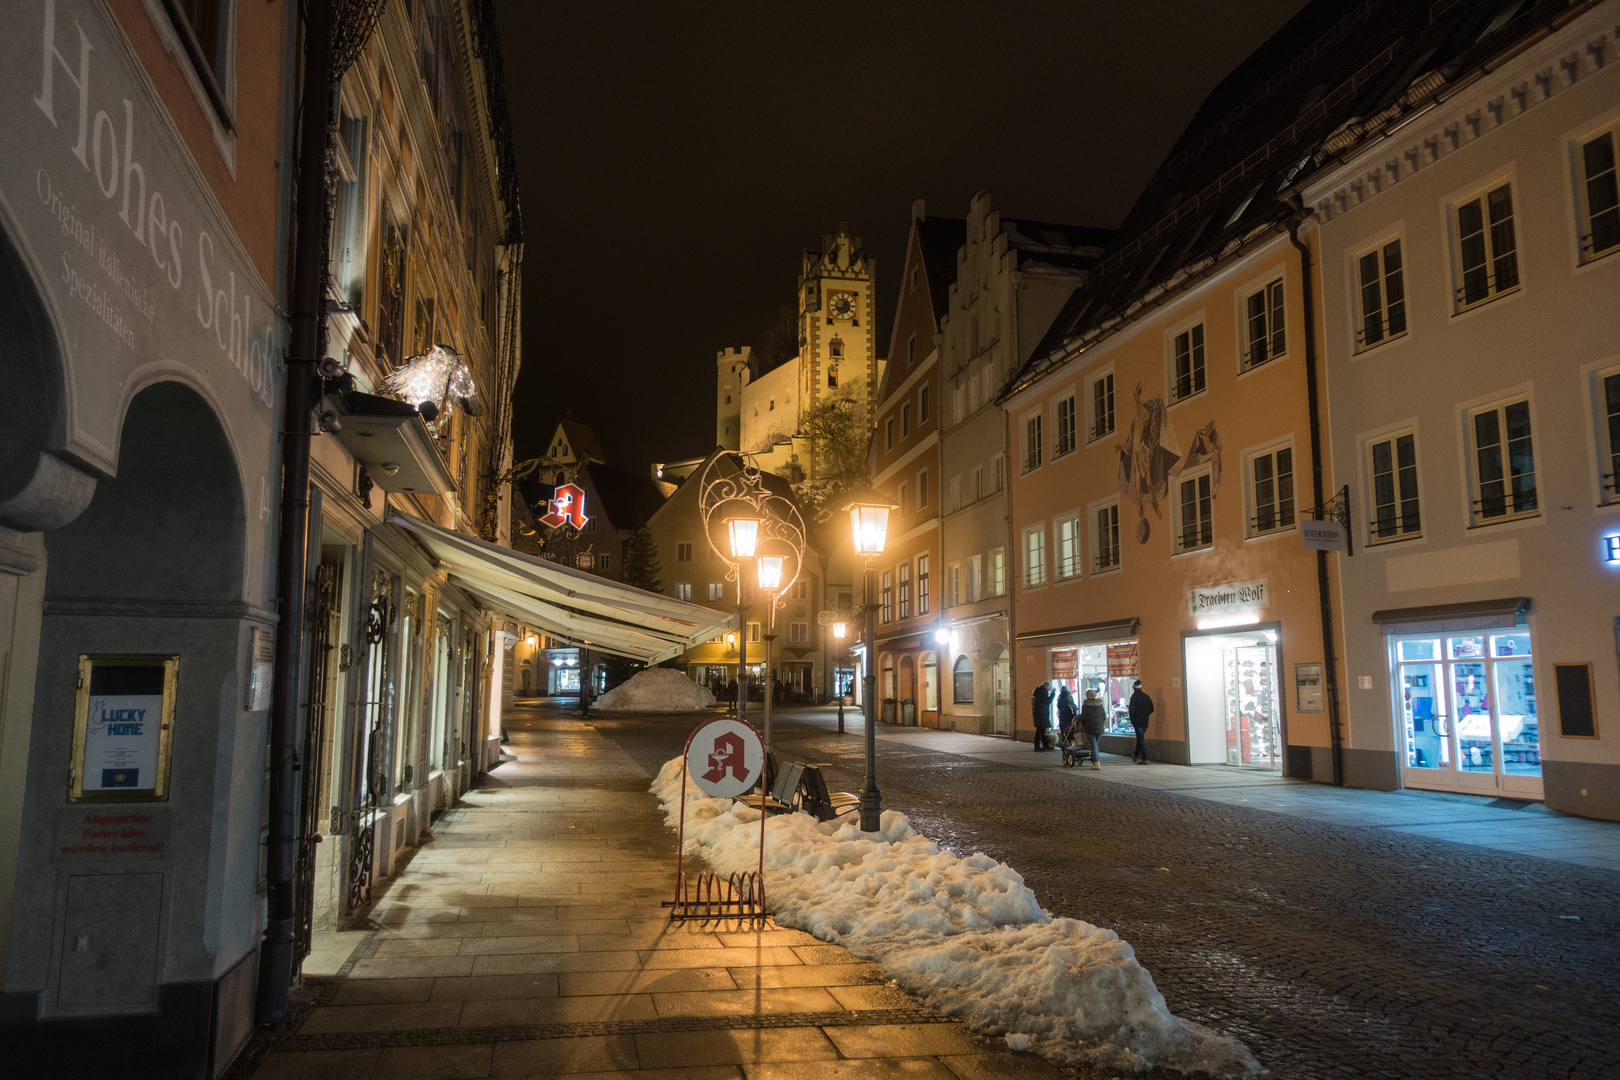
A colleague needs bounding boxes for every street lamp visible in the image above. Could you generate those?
[844,492,895,833]
[728,517,761,560]
[832,621,848,733]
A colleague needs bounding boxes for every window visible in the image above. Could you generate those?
[1055,514,1082,580]
[1243,279,1286,369]
[597,553,610,572]
[790,622,809,644]
[1093,501,1121,572]
[1469,399,1537,522]
[167,0,230,114]
[898,482,908,517]
[794,577,809,599]
[1454,182,1519,308]
[827,362,838,388]
[1023,525,1047,588]
[989,548,1005,596]
[748,622,761,643]
[830,338,844,360]
[1023,414,1043,472]
[1175,471,1213,552]
[907,334,916,366]
[946,562,962,607]
[949,475,962,513]
[994,455,1005,492]
[676,583,692,601]
[972,465,984,502]
[1356,240,1407,349]
[886,419,895,451]
[967,555,982,603]
[676,542,693,562]
[917,470,928,509]
[1055,394,1077,456]
[902,405,912,437]
[1171,324,1206,401]
[1089,370,1115,440]
[1368,432,1421,541]
[953,656,974,704]
[1578,129,1619,260]
[1248,446,1296,535]
[707,582,724,601]
[881,571,893,623]
[1601,370,1620,502]
[920,386,930,423]
[918,555,930,615]
[898,562,912,619]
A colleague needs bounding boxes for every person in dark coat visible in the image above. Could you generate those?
[1055,686,1078,743]
[1129,680,1155,763]
[1031,682,1053,751]
[726,678,739,709]
[1078,689,1108,769]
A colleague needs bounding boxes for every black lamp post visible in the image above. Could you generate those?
[845,494,895,833]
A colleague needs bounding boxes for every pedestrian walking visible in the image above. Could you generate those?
[726,677,738,709]
[1129,679,1154,763]
[1031,682,1053,751]
[1079,689,1108,769]
[1056,685,1078,743]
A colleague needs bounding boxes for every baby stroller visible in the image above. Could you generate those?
[1059,723,1094,768]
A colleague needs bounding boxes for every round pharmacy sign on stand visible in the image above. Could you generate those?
[685,718,765,798]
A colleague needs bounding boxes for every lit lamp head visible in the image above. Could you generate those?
[934,628,950,645]
[833,622,847,640]
[756,555,784,592]
[726,632,737,647]
[843,492,898,557]
[727,516,761,559]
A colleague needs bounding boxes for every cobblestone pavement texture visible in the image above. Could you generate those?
[229,707,1113,1080]
[591,710,1620,1080]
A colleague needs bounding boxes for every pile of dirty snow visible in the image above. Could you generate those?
[594,668,715,712]
[651,757,1260,1076]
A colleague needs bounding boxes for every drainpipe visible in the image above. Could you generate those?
[1285,208,1346,787]
[257,0,335,1025]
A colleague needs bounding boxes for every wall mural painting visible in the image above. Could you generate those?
[1116,383,1221,543]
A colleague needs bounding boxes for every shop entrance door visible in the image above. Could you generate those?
[1184,629,1282,769]
[1393,632,1541,799]
[992,654,1011,736]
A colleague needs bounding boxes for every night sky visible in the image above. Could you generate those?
[494,1,1310,472]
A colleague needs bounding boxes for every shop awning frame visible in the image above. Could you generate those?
[1370,597,1530,636]
[389,513,735,663]
[1015,618,1140,649]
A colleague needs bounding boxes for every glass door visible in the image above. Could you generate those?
[1221,644,1280,767]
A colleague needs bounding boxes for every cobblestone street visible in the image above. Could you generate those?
[594,708,1620,1080]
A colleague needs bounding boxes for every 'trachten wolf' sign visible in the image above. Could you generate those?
[684,718,764,799]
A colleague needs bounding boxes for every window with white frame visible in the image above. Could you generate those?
[1367,431,1421,541]
[917,555,930,615]
[1248,444,1296,536]
[990,547,1006,596]
[1055,513,1082,580]
[946,561,961,606]
[748,622,761,643]
[1055,394,1077,456]
[790,622,809,644]
[994,455,1006,491]
[949,475,961,513]
[1175,470,1213,552]
[1092,500,1121,572]
[1355,239,1407,350]
[1023,525,1047,588]
[953,385,965,425]
[794,576,810,600]
[676,582,692,601]
[881,571,893,622]
[967,555,982,603]
[1242,278,1286,370]
[898,562,912,619]
[917,469,929,509]
[1171,324,1206,401]
[1089,369,1115,441]
[597,553,611,572]
[1468,399,1537,522]
[972,465,984,502]
[920,385,930,423]
[676,542,693,562]
[1576,126,1618,262]
[1600,367,1620,503]
[707,582,724,601]
[1453,182,1519,309]
[1023,414,1043,472]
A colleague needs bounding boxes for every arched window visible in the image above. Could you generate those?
[881,653,895,700]
[921,651,939,711]
[953,656,974,703]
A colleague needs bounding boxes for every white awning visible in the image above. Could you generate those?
[389,513,735,663]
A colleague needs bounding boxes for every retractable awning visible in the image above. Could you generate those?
[389,513,735,663]
[1016,618,1140,649]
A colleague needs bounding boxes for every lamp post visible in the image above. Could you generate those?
[845,494,895,833]
[832,622,847,733]
[726,517,759,721]
[757,555,783,748]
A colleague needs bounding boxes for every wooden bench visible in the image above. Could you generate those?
[734,757,856,822]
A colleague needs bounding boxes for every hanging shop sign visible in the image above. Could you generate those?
[540,483,588,530]
[684,717,765,799]
[1302,519,1349,552]
[1187,578,1269,617]
[70,655,178,801]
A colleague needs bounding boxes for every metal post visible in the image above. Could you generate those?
[858,560,882,831]
[762,630,774,752]
[579,648,592,717]
[736,604,747,720]
[836,647,845,734]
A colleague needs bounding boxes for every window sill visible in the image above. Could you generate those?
[1452,286,1521,316]
[1468,511,1540,529]
[1167,389,1206,409]
[1086,430,1116,446]
[1238,353,1286,377]
[1052,446,1077,461]
[1366,532,1423,547]
[1353,331,1409,357]
[1246,524,1299,542]
[1090,564,1122,577]
[1171,544,1214,558]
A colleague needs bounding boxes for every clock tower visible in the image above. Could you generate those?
[797,224,879,476]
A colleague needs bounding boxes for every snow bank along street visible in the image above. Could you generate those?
[653,756,1262,1076]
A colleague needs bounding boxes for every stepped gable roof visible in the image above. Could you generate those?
[915,216,967,325]
[1012,0,1568,395]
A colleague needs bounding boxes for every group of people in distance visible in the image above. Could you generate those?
[1031,678,1155,768]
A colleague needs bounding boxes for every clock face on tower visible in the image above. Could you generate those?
[828,292,856,320]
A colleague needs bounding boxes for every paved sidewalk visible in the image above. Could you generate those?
[775,706,1620,873]
[232,707,1066,1080]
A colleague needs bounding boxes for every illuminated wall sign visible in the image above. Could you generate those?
[1187,578,1269,617]
[540,483,588,529]
[1605,535,1619,564]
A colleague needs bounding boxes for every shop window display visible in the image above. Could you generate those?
[1222,645,1280,767]
[1049,643,1138,734]
[1396,631,1539,781]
